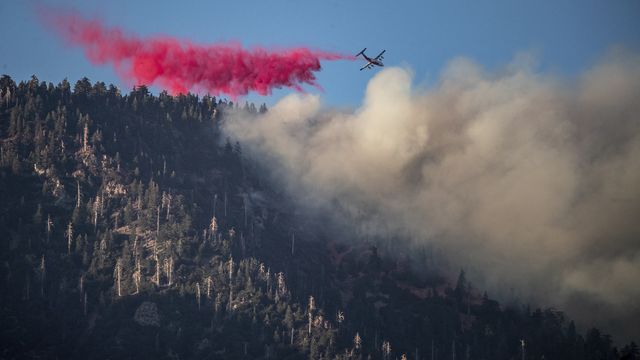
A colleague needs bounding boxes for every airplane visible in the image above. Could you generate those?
[356,48,385,71]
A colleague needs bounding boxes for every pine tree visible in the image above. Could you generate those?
[206,276,213,299]
[66,222,73,254]
[308,295,315,335]
[39,255,46,297]
[354,332,362,351]
[382,340,392,360]
[45,214,53,243]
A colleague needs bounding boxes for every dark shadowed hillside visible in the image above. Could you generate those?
[0,75,636,359]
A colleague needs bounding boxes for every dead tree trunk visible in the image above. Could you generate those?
[114,259,122,297]
[66,222,73,254]
[39,255,46,297]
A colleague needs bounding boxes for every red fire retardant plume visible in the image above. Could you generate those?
[41,9,353,96]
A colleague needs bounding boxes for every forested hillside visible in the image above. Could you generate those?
[0,75,636,359]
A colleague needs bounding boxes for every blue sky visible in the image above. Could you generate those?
[1,0,639,107]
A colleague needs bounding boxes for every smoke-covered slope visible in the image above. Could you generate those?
[0,75,636,359]
[224,50,640,346]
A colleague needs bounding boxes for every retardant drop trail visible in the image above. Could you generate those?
[39,8,354,97]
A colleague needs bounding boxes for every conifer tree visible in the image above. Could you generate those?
[66,222,73,254]
[46,214,53,243]
[39,255,46,297]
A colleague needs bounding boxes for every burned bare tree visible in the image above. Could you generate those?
[133,258,141,294]
[46,214,53,243]
[195,282,201,310]
[114,258,122,297]
[164,257,173,286]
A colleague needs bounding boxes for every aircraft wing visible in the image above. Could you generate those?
[374,50,386,60]
[360,63,373,71]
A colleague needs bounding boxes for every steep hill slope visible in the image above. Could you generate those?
[0,75,635,359]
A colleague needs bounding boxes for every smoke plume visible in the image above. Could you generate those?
[224,49,640,341]
[40,9,352,96]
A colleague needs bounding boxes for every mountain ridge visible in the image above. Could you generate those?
[0,74,636,359]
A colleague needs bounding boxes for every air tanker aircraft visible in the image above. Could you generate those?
[356,48,385,70]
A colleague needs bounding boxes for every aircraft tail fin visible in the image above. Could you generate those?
[356,48,366,57]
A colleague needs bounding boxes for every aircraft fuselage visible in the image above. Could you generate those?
[356,48,385,70]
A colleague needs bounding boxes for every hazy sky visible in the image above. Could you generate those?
[1,0,639,106]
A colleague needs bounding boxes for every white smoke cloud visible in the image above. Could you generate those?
[223,48,640,341]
